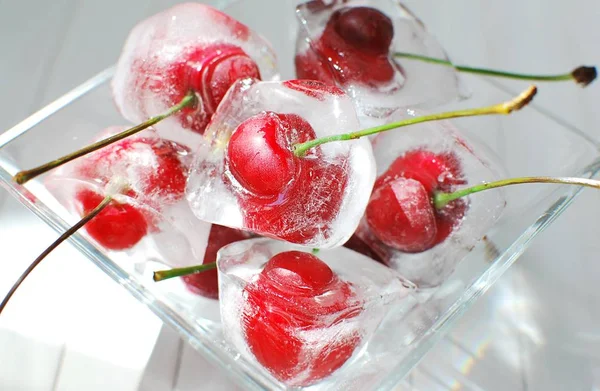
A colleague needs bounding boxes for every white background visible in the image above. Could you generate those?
[0,0,599,389]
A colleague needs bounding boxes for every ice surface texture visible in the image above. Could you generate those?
[112,3,280,149]
[295,0,466,127]
[357,112,506,287]
[45,127,212,270]
[217,238,415,387]
[186,79,375,248]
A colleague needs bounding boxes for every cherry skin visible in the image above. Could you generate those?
[176,43,261,127]
[75,189,148,251]
[242,251,360,385]
[365,149,467,253]
[366,177,437,253]
[332,6,394,56]
[135,42,261,135]
[72,135,190,250]
[225,111,348,244]
[295,6,400,87]
[226,112,298,197]
[76,136,189,206]
[182,224,249,299]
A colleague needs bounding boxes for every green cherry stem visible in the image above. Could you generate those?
[393,52,597,87]
[0,195,113,315]
[293,85,537,157]
[153,262,217,282]
[13,92,197,185]
[433,176,600,210]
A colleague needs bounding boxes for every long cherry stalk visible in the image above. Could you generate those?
[394,52,597,87]
[13,92,197,185]
[434,176,600,209]
[0,195,113,314]
[293,85,537,157]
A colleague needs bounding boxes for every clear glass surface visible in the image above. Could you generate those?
[1,1,599,390]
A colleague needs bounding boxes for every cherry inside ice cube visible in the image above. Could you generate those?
[295,0,466,125]
[296,5,401,88]
[112,3,278,147]
[186,79,375,248]
[243,250,361,384]
[218,238,415,386]
[225,111,348,244]
[366,149,468,253]
[355,114,505,287]
[47,128,193,252]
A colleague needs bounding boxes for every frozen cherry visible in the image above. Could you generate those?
[65,134,191,251]
[226,112,299,197]
[75,189,148,250]
[295,6,400,87]
[366,149,467,252]
[225,112,349,244]
[182,224,249,299]
[166,43,261,133]
[242,251,360,384]
[76,136,189,206]
[332,7,394,56]
[366,177,437,253]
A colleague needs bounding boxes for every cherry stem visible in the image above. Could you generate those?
[293,85,537,157]
[393,52,597,87]
[433,176,600,210]
[0,195,112,315]
[13,92,197,185]
[153,262,217,282]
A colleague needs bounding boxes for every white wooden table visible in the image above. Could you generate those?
[1,1,599,390]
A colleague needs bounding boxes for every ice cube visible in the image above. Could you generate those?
[356,111,506,287]
[217,238,415,387]
[112,3,280,149]
[295,0,466,127]
[45,127,213,289]
[186,79,375,248]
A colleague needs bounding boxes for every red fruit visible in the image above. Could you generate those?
[182,224,249,299]
[136,43,261,135]
[242,251,361,385]
[225,112,348,244]
[366,177,437,253]
[76,189,148,250]
[295,6,400,88]
[77,136,189,206]
[365,149,467,252]
[332,7,394,56]
[70,135,191,251]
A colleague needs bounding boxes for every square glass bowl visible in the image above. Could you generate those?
[1,0,599,389]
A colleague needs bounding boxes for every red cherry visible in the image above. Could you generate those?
[184,43,261,115]
[144,138,189,203]
[243,251,360,385]
[226,112,299,197]
[332,7,394,56]
[225,112,348,244]
[76,189,148,250]
[365,149,467,252]
[366,177,437,253]
[76,136,189,206]
[135,43,261,135]
[377,149,465,193]
[295,6,400,87]
[182,224,249,299]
